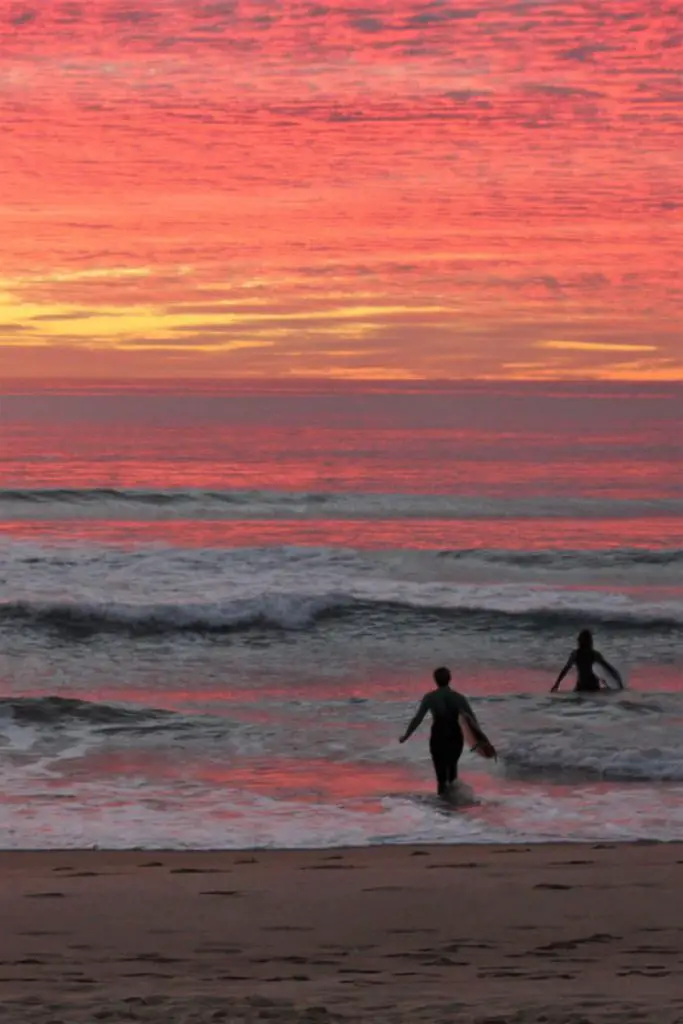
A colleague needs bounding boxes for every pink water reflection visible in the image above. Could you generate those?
[3,383,681,500]
[1,516,681,550]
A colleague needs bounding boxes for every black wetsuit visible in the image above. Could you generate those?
[430,723,464,794]
[575,648,602,692]
[402,685,479,795]
[552,645,622,694]
[425,688,470,794]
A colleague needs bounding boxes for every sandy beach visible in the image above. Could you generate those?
[1,843,682,1023]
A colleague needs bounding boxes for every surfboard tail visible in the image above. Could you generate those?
[460,713,497,760]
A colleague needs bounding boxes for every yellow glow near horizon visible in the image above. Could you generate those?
[2,1,681,380]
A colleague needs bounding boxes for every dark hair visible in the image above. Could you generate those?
[577,629,593,650]
[433,666,451,688]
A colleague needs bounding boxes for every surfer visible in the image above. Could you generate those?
[399,667,492,797]
[551,629,624,693]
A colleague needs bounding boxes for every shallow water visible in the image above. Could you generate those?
[0,381,681,848]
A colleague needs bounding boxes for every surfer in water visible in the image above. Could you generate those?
[551,629,624,693]
[399,667,493,797]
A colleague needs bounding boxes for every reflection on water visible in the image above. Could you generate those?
[2,516,682,550]
[2,383,681,499]
[0,383,680,848]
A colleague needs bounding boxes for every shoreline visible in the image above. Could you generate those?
[2,836,683,852]
[2,842,682,1022]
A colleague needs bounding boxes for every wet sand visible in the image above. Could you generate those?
[1,843,682,1022]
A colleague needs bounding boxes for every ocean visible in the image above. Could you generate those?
[0,380,681,849]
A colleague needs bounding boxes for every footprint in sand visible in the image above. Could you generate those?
[338,968,381,975]
[120,971,176,979]
[170,867,228,874]
[264,975,310,982]
[199,889,242,897]
[301,864,359,871]
[120,954,185,964]
[19,930,70,937]
[426,862,479,870]
[551,859,594,866]
[618,968,671,977]
[362,886,403,892]
[387,928,436,934]
[263,925,313,932]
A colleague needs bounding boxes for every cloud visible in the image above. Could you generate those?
[523,83,604,99]
[29,311,98,322]
[407,8,480,26]
[539,341,659,353]
[348,15,385,33]
[444,89,491,102]
[2,0,681,380]
[560,44,615,62]
[9,7,37,26]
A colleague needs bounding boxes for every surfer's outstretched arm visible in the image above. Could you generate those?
[399,695,430,743]
[594,652,624,689]
[551,653,575,692]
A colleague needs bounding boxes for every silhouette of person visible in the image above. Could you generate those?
[399,667,487,797]
[551,629,623,693]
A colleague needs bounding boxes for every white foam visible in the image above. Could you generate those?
[0,719,40,753]
[3,536,682,615]
[1,776,682,850]
[482,693,683,782]
[1,579,681,634]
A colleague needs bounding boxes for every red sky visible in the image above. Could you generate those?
[1,0,681,380]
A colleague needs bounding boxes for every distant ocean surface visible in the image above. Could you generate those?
[0,380,681,849]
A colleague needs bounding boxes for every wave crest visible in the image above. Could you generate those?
[0,695,172,728]
[2,487,680,522]
[1,591,680,636]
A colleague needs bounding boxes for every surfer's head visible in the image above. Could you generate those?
[433,666,451,688]
[577,629,593,650]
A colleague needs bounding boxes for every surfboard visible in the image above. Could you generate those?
[460,713,497,760]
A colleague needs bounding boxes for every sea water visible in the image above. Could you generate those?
[0,380,681,848]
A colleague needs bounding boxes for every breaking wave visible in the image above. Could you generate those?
[2,487,680,521]
[0,695,173,728]
[439,548,683,569]
[1,590,681,636]
[2,692,683,784]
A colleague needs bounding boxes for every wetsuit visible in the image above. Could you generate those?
[574,648,601,692]
[429,723,464,794]
[409,687,474,795]
[552,647,622,693]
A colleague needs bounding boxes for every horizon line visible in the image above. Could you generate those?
[2,375,681,392]
[4,376,682,382]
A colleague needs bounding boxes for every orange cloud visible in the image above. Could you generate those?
[1,1,681,379]
[539,341,659,353]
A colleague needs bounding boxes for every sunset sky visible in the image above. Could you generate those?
[1,0,681,380]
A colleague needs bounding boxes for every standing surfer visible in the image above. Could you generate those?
[551,629,624,693]
[399,667,495,797]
